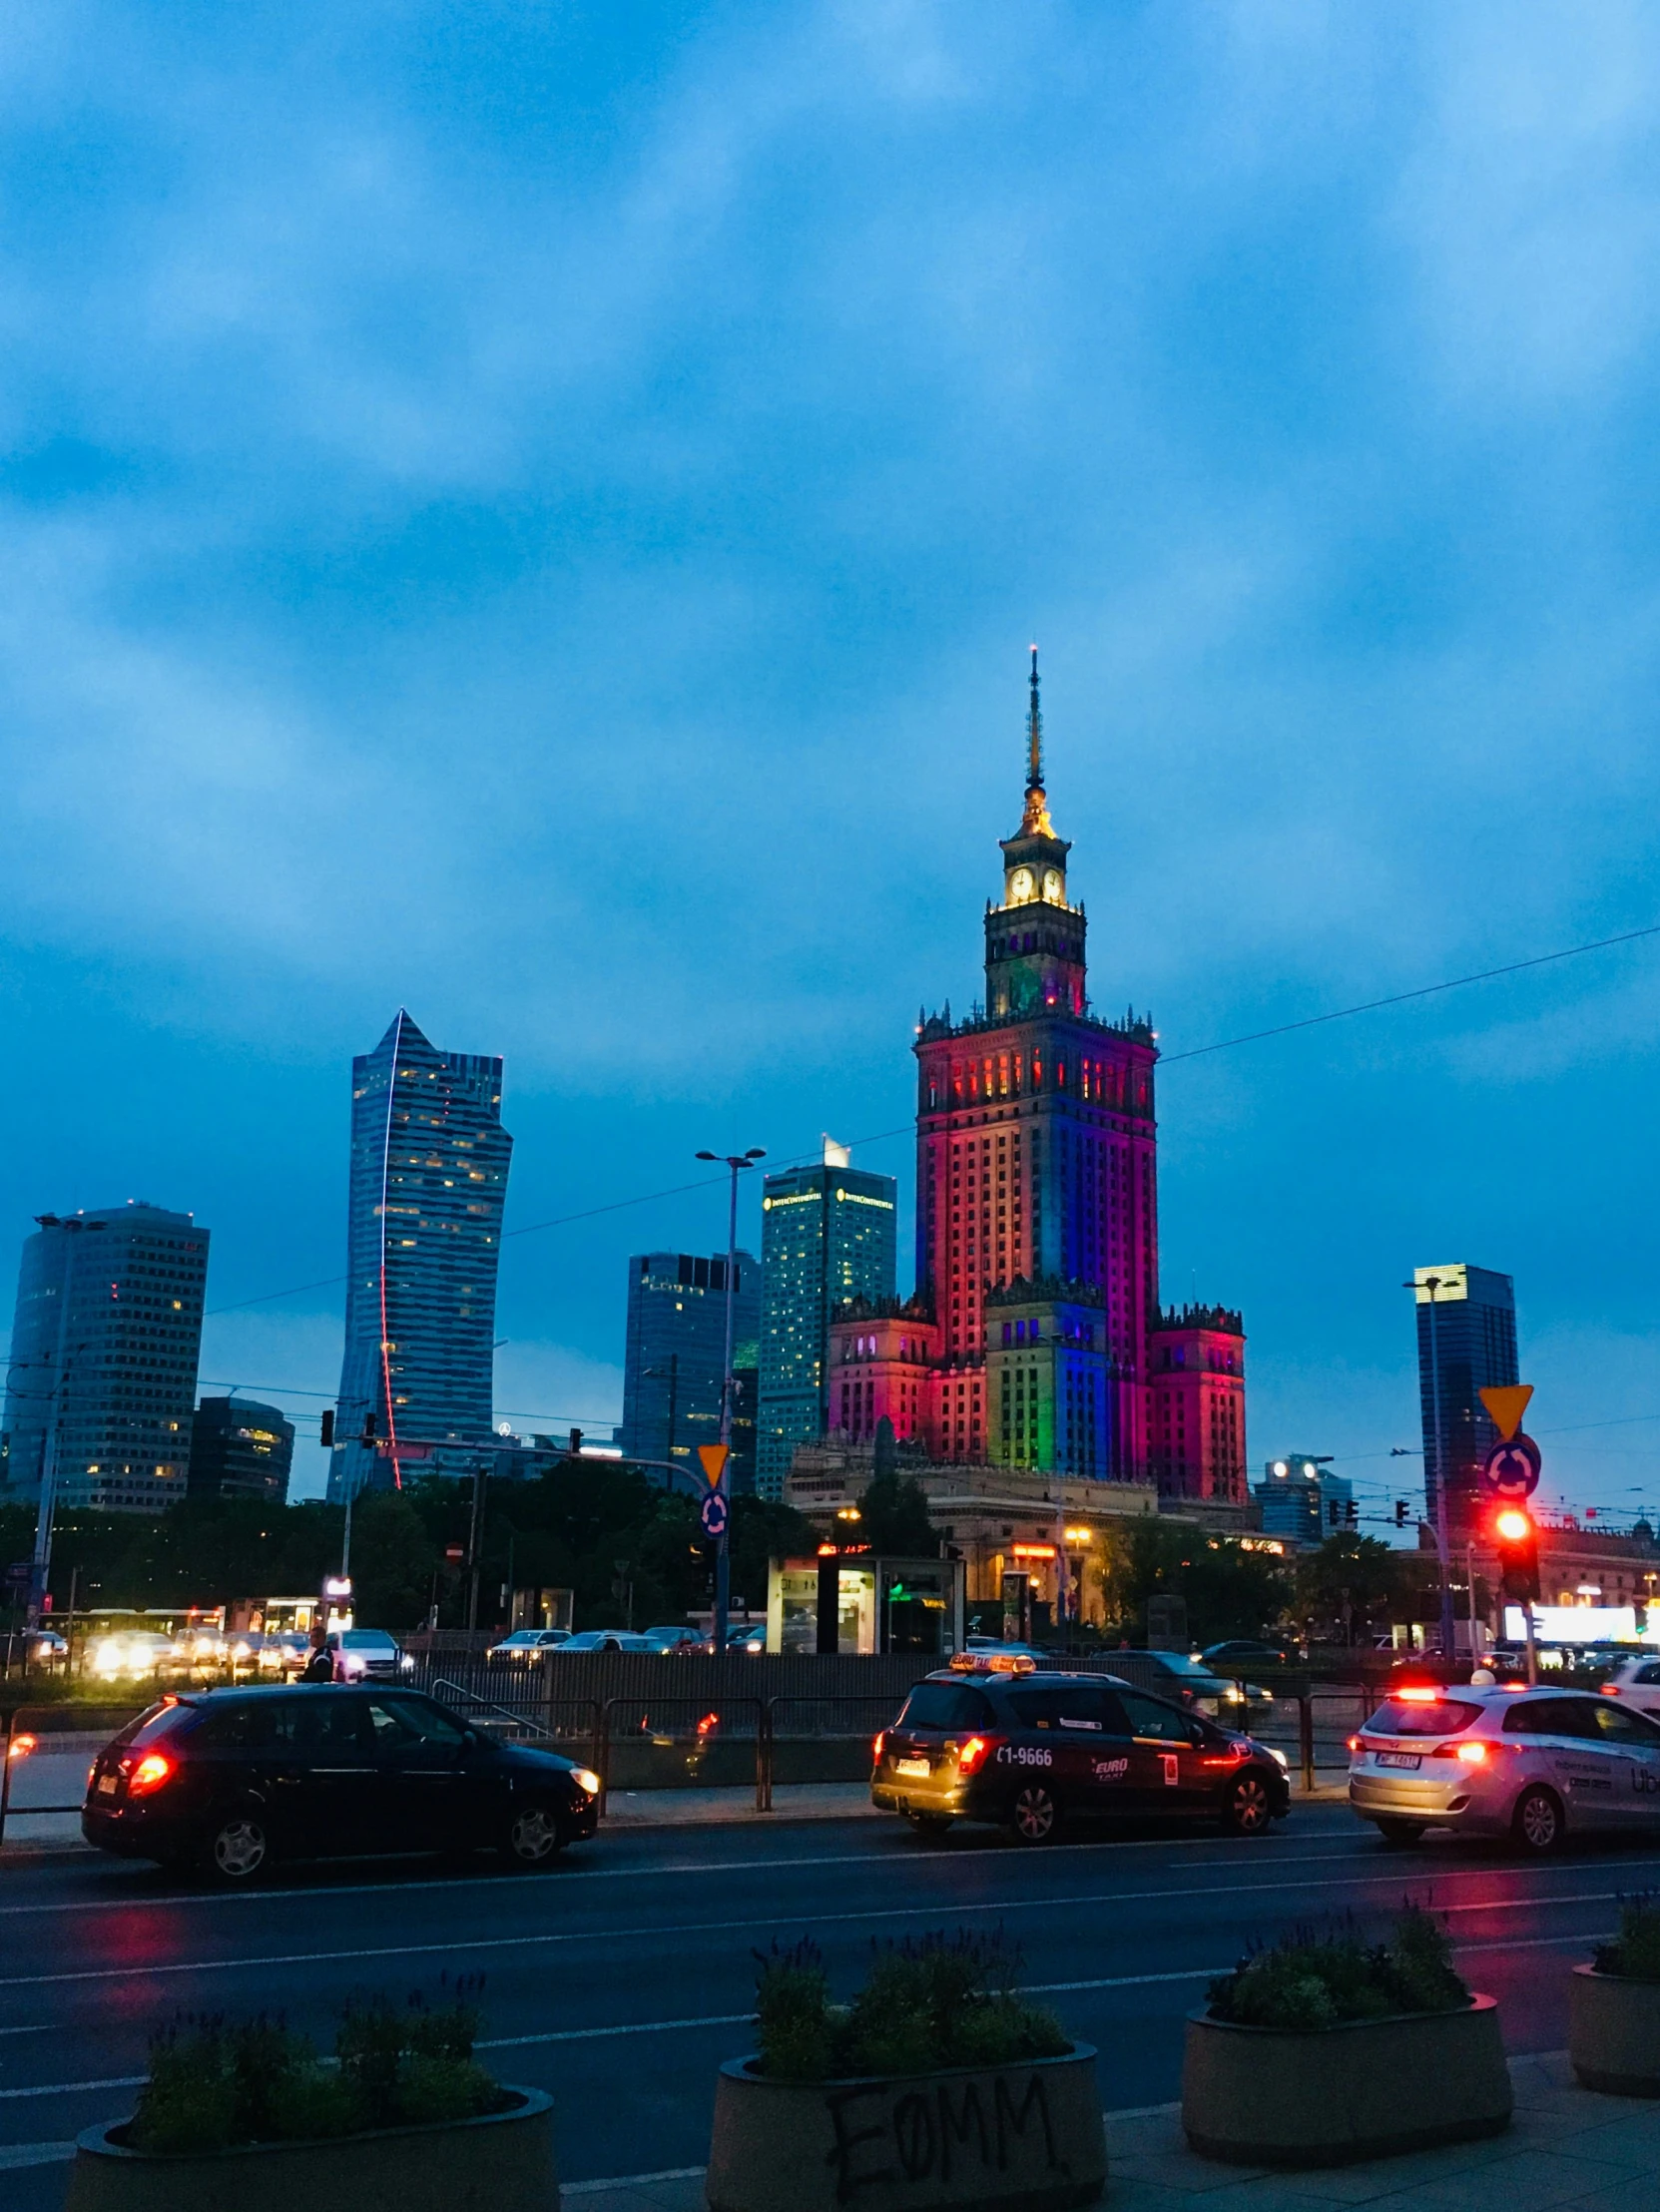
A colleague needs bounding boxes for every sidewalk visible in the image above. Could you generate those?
[564,2052,1660,2212]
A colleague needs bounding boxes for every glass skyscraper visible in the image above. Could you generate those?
[330,1010,512,1499]
[1413,1263,1518,1536]
[189,1395,294,1504]
[1,1202,209,1515]
[619,1251,759,1489]
[758,1143,897,1497]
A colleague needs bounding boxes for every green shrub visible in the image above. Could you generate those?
[1594,1896,1660,1981]
[1207,1908,1469,2032]
[127,1980,507,2154]
[754,1931,1070,2082]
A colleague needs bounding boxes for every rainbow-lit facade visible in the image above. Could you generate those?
[829,656,1247,1501]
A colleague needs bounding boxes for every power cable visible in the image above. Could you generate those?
[203,915,1660,1321]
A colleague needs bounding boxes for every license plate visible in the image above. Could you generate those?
[894,1758,930,1780]
[96,1774,118,1795]
[1376,1752,1421,1771]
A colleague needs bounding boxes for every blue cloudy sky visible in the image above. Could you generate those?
[1,1,1656,1515]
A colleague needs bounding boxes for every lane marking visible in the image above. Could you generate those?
[566,2171,707,2195]
[0,1829,1377,1918]
[0,1865,1635,1991]
[0,2141,76,2168]
[0,1937,1614,2102]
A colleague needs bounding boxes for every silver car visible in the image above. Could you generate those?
[1350,1683,1660,1854]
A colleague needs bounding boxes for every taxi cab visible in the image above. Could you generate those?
[1349,1682,1660,1854]
[870,1652,1290,1845]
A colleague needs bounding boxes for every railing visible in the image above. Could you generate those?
[0,1705,146,1847]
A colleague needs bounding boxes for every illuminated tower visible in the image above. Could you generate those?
[331,1010,512,1498]
[914,654,1160,1480]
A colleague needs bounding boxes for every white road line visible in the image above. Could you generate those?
[0,1929,1606,2105]
[0,2140,77,2168]
[0,1866,1631,1991]
[0,1831,1381,1918]
[564,2170,707,2194]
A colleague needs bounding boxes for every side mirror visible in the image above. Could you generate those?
[461,1727,479,1748]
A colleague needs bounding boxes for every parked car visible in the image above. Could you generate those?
[638,1626,707,1653]
[1350,1681,1660,1854]
[487,1629,572,1663]
[871,1655,1289,1845]
[324,1628,413,1681]
[82,1685,601,1880]
[554,1630,650,1654]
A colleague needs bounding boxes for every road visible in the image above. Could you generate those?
[0,1800,1652,2207]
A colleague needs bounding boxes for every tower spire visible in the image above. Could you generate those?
[1027,644,1044,793]
[1019,645,1055,836]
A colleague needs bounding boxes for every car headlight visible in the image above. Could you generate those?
[570,1768,602,1797]
[1265,1746,1289,1770]
[399,1653,414,1671]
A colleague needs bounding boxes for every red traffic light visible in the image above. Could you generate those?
[1493,1506,1533,1543]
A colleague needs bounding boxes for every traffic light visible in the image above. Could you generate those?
[1345,1499,1358,1526]
[1493,1504,1540,1603]
[319,1409,334,1448]
[1394,1498,1409,1527]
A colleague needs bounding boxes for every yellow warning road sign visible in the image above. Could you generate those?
[697,1444,730,1488]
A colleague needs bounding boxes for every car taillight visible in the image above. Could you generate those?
[1455,1740,1490,1765]
[128,1753,174,1795]
[1347,1735,1361,1753]
[872,1732,886,1763]
[956,1735,996,1777]
[1602,1684,1620,1696]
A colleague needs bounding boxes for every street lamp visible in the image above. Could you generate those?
[695,1146,766,1648]
[1404,1274,1456,1661]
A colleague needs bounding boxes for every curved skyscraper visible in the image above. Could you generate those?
[330,1010,512,1499]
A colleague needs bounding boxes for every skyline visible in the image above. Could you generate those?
[0,5,1655,1519]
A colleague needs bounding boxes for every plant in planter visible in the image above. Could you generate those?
[1183,1907,1511,2167]
[707,1931,1105,2212]
[64,1980,557,2212]
[1571,1893,1660,2095]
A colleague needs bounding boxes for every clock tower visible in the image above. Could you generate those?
[984,652,1088,1022]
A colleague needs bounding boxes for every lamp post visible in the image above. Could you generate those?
[695,1146,766,1649]
[1405,1274,1456,1661]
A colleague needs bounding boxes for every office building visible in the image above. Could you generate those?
[330,1009,512,1499]
[1254,1453,1352,1546]
[618,1250,759,1484]
[758,1140,897,1497]
[189,1395,294,1504]
[1413,1263,1519,1537]
[0,1202,209,1515]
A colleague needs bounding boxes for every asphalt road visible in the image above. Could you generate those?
[1,1799,1654,2208]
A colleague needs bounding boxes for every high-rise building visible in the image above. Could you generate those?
[1254,1453,1351,1546]
[0,1202,209,1515]
[758,1140,897,1497]
[189,1395,294,1504]
[330,1010,512,1500]
[1413,1263,1518,1537]
[885,654,1245,1496]
[618,1250,759,1485]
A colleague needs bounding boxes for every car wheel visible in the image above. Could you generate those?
[203,1813,271,1884]
[502,1805,564,1869]
[1009,1785,1060,1846]
[1223,1773,1274,1838]
[1375,1817,1426,1848]
[904,1813,952,1836]
[1513,1784,1565,1857]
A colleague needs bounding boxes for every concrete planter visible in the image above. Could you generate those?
[63,2085,557,2212]
[707,2045,1104,2212]
[1570,1965,1660,2095]
[1181,1998,1511,2168]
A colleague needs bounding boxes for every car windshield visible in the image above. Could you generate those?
[337,1631,393,1649]
[1369,1697,1485,1737]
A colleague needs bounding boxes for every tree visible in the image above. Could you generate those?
[1101,1520,1292,1647]
[1295,1532,1402,1644]
[349,1492,439,1628]
[857,1467,936,1556]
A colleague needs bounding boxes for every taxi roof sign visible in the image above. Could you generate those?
[949,1650,1037,1675]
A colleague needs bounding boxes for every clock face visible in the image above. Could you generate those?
[1010,867,1034,903]
[1042,868,1062,902]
